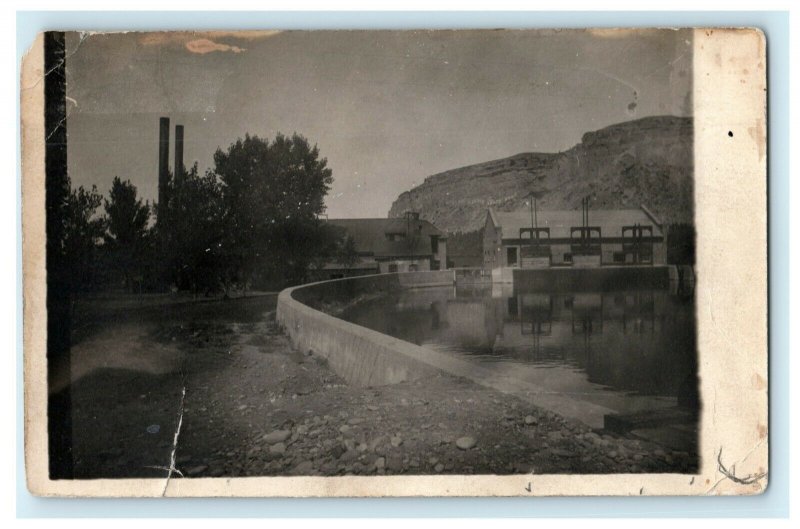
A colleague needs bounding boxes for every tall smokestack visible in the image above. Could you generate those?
[158,117,170,212]
[174,124,184,183]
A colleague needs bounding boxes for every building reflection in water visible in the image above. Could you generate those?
[339,283,697,409]
[516,294,552,357]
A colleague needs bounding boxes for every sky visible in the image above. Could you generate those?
[65,29,692,218]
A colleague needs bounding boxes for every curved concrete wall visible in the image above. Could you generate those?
[276,271,454,386]
[277,269,619,427]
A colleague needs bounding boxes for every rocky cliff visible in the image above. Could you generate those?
[389,116,693,232]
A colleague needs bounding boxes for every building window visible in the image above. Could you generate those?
[409,264,419,272]
[622,225,654,264]
[507,296,518,316]
[388,263,398,273]
[613,252,626,263]
[564,253,573,263]
[506,247,518,267]
[431,237,439,254]
[570,226,602,256]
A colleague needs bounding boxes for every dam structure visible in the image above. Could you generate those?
[276,268,697,450]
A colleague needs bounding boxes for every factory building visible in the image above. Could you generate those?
[308,213,448,281]
[483,201,666,269]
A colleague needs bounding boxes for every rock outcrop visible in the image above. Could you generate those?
[389,116,693,232]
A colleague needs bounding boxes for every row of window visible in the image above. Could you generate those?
[517,225,654,240]
[505,247,653,266]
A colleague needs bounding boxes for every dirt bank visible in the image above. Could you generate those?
[64,295,696,479]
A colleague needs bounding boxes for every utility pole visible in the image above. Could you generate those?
[585,195,590,228]
[529,194,534,241]
[529,191,538,242]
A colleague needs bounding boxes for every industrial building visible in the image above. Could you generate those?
[482,202,666,270]
[308,213,448,281]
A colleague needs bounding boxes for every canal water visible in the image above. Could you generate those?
[339,283,698,441]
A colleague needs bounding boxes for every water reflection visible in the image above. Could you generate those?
[340,283,698,418]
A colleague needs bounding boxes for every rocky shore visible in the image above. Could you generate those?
[66,295,696,479]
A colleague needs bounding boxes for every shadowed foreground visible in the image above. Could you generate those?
[61,295,697,478]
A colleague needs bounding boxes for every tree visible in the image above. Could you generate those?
[336,234,359,271]
[213,133,334,288]
[63,184,106,295]
[156,164,227,296]
[103,177,150,291]
[308,222,346,273]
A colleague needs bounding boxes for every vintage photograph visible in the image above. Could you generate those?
[42,28,699,482]
[23,26,769,497]
[37,28,699,482]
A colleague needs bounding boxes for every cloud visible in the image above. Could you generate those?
[185,38,245,55]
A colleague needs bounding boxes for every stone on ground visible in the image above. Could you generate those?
[455,436,477,450]
[263,430,291,444]
[292,460,314,475]
[186,464,207,476]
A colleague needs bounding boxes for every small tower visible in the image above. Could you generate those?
[174,124,184,183]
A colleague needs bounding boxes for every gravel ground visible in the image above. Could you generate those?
[64,295,697,479]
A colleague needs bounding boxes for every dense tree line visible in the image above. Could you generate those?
[60,132,351,297]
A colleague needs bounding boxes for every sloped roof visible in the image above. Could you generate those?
[326,218,444,258]
[488,206,663,239]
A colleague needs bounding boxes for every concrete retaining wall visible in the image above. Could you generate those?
[276,269,621,426]
[276,271,453,386]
